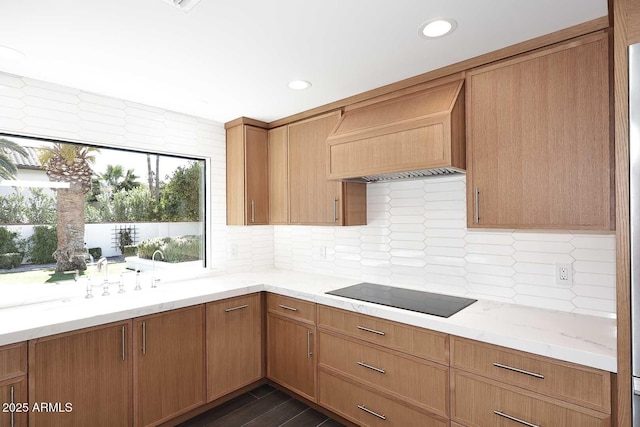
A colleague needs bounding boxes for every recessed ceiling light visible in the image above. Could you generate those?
[0,45,25,60]
[419,19,457,38]
[288,80,312,90]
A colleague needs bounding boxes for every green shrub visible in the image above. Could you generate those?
[27,226,57,264]
[0,253,22,269]
[137,237,171,260]
[0,227,21,254]
[137,235,201,262]
[123,245,137,257]
[163,235,201,263]
[88,247,102,260]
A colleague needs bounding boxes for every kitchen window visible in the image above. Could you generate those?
[0,133,206,289]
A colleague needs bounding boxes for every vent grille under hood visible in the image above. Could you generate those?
[346,167,465,183]
[327,79,466,182]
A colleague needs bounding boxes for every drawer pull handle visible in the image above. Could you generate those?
[493,362,544,379]
[278,304,298,312]
[494,411,539,427]
[225,304,249,312]
[357,361,386,374]
[307,330,313,359]
[358,404,386,420]
[357,325,386,336]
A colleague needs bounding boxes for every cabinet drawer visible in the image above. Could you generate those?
[0,342,27,381]
[319,331,448,416]
[451,336,611,413]
[267,294,316,323]
[319,371,448,427]
[318,305,448,363]
[451,370,610,427]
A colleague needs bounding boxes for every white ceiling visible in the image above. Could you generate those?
[0,0,607,124]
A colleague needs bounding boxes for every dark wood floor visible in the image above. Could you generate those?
[178,385,345,427]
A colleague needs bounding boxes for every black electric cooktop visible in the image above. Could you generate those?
[326,283,476,318]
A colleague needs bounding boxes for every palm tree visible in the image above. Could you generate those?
[101,164,141,193]
[0,137,28,179]
[38,143,99,272]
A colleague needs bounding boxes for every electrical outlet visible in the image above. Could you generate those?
[555,263,572,285]
[228,244,238,259]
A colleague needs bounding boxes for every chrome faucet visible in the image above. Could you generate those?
[151,250,164,288]
[96,257,109,282]
[96,257,110,296]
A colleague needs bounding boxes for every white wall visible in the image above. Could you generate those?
[0,71,273,272]
[274,176,617,318]
[0,168,52,198]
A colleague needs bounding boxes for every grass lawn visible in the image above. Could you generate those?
[0,262,131,285]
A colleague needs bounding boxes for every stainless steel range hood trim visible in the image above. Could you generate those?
[341,167,466,183]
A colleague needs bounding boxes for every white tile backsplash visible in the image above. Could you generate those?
[274,176,617,318]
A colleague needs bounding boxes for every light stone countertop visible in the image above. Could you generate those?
[0,268,617,372]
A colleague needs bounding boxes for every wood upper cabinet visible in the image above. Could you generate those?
[268,125,289,224]
[133,305,205,427]
[206,293,263,402]
[266,294,317,402]
[28,321,133,427]
[466,32,613,230]
[288,111,367,225]
[226,123,269,225]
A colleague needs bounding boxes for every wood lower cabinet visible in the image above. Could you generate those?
[28,321,133,427]
[0,342,27,382]
[451,336,611,413]
[134,305,205,427]
[465,32,612,230]
[318,331,448,417]
[317,304,450,425]
[267,313,316,401]
[266,294,317,401]
[318,371,448,427]
[451,371,610,427]
[0,376,27,427]
[288,111,366,225]
[206,293,263,401]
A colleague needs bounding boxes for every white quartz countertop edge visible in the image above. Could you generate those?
[0,269,617,373]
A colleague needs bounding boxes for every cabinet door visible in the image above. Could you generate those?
[134,305,205,427]
[466,33,611,229]
[0,376,27,427]
[268,125,289,224]
[29,321,132,427]
[267,314,316,401]
[245,126,269,225]
[289,111,343,225]
[226,124,268,225]
[206,294,263,401]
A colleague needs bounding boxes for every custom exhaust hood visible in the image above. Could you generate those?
[326,79,466,183]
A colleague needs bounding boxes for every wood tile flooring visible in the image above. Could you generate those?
[179,385,345,427]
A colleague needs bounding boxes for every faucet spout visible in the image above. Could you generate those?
[151,250,164,288]
[96,257,109,283]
